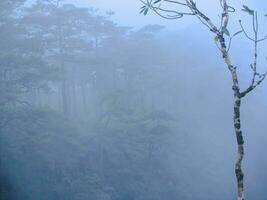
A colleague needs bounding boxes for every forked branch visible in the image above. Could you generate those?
[140,0,267,98]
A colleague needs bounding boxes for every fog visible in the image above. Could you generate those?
[0,0,267,200]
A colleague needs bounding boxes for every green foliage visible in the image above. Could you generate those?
[0,191,8,200]
[241,5,254,15]
[140,6,149,15]
[214,35,219,42]
[221,26,230,37]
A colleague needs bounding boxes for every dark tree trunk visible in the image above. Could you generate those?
[233,96,244,200]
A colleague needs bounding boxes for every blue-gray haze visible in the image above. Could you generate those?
[0,0,267,200]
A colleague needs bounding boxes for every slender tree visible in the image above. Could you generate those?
[140,0,267,199]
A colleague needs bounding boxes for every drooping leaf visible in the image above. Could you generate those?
[241,5,254,15]
[144,8,149,15]
[222,26,230,36]
[232,30,243,37]
[154,0,162,4]
[139,5,146,14]
[214,35,219,42]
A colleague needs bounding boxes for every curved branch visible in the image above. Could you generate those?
[163,0,187,6]
[240,12,267,98]
[239,20,255,42]
[140,0,195,19]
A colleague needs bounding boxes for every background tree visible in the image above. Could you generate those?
[140,0,267,199]
[23,0,94,116]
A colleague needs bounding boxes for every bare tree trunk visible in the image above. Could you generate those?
[81,80,87,114]
[56,0,69,118]
[70,67,77,115]
[37,87,42,107]
[219,35,245,200]
[233,96,244,200]
[60,61,69,117]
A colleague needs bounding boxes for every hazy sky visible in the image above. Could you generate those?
[67,0,219,28]
[25,0,266,29]
[66,0,266,29]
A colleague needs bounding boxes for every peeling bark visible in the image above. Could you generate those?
[219,32,245,200]
[234,97,245,200]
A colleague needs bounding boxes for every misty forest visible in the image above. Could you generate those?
[0,0,267,200]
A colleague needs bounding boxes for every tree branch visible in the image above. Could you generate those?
[240,12,267,98]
